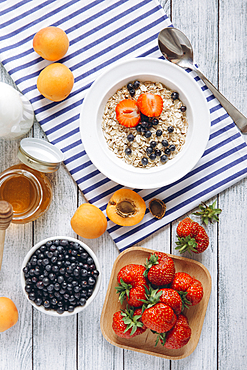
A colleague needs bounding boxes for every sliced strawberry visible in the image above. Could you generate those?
[115,99,140,127]
[137,93,163,117]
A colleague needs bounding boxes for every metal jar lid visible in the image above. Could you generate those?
[18,138,64,173]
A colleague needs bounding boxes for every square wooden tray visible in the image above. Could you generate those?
[100,247,211,360]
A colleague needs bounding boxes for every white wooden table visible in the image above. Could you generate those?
[1,1,247,369]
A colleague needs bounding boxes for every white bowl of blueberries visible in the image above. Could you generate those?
[21,236,101,316]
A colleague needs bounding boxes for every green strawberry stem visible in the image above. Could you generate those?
[151,330,167,346]
[139,285,163,312]
[175,236,198,255]
[121,306,144,336]
[115,278,132,304]
[177,291,192,311]
[193,200,222,225]
[143,253,159,277]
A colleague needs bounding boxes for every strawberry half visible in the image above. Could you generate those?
[137,92,163,117]
[115,99,141,127]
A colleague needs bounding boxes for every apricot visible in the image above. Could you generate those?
[37,63,74,102]
[0,297,18,332]
[106,189,146,226]
[33,26,69,61]
[71,203,107,239]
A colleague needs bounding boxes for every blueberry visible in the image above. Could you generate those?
[129,89,135,97]
[127,82,134,91]
[156,129,162,137]
[180,105,187,112]
[171,92,179,100]
[57,307,65,314]
[141,121,149,129]
[149,153,156,161]
[146,146,154,155]
[42,258,49,266]
[145,130,152,138]
[43,277,50,286]
[68,306,74,313]
[155,149,162,157]
[125,147,132,156]
[43,300,50,309]
[133,80,140,89]
[79,298,86,306]
[165,148,171,155]
[167,126,174,133]
[25,284,32,293]
[136,124,142,132]
[35,298,42,306]
[169,144,176,151]
[160,155,168,163]
[36,281,44,290]
[127,133,134,142]
[150,141,157,148]
[142,157,148,166]
[46,241,53,248]
[152,118,159,125]
[57,276,64,284]
[59,240,69,247]
[88,277,96,286]
[162,139,169,147]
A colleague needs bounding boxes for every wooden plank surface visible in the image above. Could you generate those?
[0,0,247,369]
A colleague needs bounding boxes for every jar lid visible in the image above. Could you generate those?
[18,138,64,173]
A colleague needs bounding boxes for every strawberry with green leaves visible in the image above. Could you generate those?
[156,313,191,349]
[116,264,148,307]
[144,252,175,286]
[112,306,146,338]
[171,272,203,306]
[141,285,184,316]
[142,302,176,333]
[176,217,209,254]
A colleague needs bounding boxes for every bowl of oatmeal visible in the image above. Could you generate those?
[80,58,210,189]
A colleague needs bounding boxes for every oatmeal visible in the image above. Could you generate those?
[101,81,188,168]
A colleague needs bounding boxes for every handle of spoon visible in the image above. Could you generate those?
[0,230,6,270]
[195,68,247,133]
[0,201,13,271]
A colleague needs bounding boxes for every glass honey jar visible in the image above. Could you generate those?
[0,138,64,224]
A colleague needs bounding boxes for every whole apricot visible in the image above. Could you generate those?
[106,189,146,226]
[33,26,69,61]
[0,297,18,332]
[37,63,74,102]
[71,203,107,239]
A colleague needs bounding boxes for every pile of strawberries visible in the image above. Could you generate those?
[112,251,203,349]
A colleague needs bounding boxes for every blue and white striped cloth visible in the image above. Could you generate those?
[1,0,247,251]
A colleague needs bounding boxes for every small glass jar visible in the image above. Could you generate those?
[0,138,64,224]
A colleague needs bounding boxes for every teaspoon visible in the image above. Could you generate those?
[158,27,247,133]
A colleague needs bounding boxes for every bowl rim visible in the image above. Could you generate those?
[20,236,101,317]
[80,57,211,189]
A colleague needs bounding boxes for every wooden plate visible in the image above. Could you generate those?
[100,247,211,360]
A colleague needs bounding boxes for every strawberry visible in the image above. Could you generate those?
[158,288,183,316]
[141,285,183,316]
[137,92,163,117]
[115,99,140,127]
[157,313,191,349]
[112,306,146,338]
[142,302,176,333]
[171,272,203,306]
[144,252,175,286]
[175,217,209,254]
[116,264,148,307]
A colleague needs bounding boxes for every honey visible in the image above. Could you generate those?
[0,164,52,224]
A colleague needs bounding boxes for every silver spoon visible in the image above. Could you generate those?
[158,27,247,133]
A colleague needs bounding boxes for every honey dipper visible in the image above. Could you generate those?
[0,201,13,270]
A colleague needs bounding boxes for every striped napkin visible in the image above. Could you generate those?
[1,0,247,252]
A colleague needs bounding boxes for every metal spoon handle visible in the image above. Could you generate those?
[195,68,247,133]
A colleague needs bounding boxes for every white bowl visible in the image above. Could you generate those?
[21,236,101,316]
[80,58,210,189]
